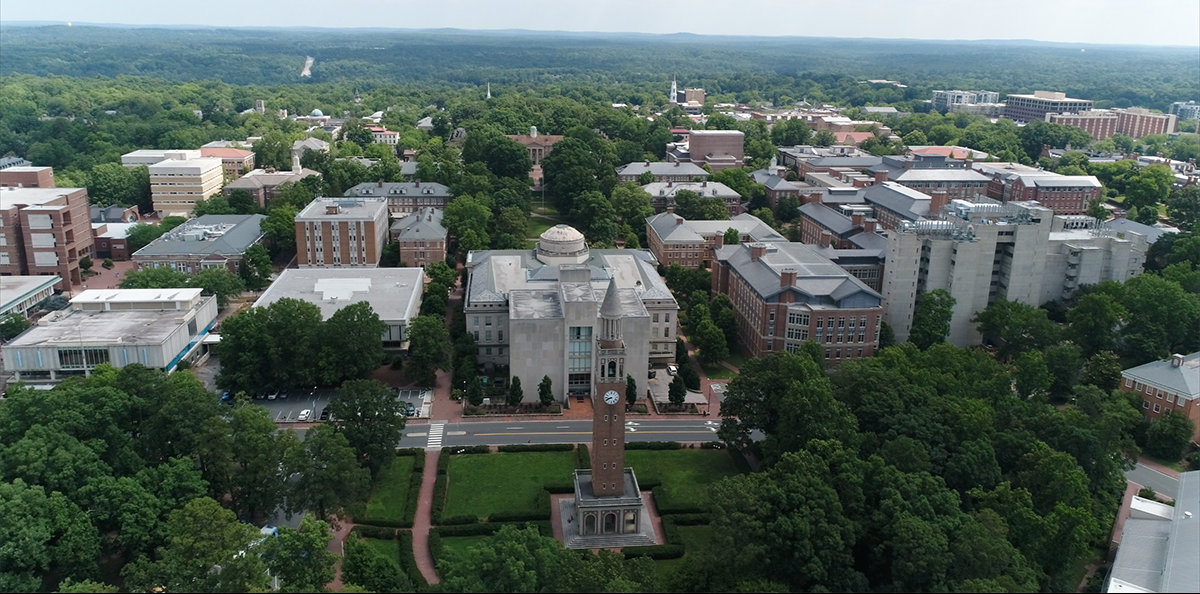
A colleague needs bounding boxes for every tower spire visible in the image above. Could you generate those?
[486,83,491,100]
[669,75,678,105]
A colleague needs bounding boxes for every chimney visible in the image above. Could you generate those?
[873,170,888,184]
[1171,353,1185,367]
[780,268,797,287]
[666,205,675,214]
[377,179,384,188]
[903,160,914,170]
[749,243,766,261]
[326,204,341,215]
[714,233,725,248]
[819,231,833,248]
[675,216,684,225]
[851,213,864,226]
[863,218,877,233]
[702,181,707,188]
[966,158,974,169]
[674,161,679,167]
[930,190,949,213]
[415,180,421,188]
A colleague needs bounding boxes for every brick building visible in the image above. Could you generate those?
[0,166,55,188]
[1121,353,1200,445]
[199,147,256,179]
[615,162,709,183]
[711,241,883,365]
[295,197,388,268]
[1047,108,1175,141]
[132,214,266,274]
[645,211,784,270]
[640,181,744,217]
[797,203,880,248]
[666,130,744,172]
[223,168,322,210]
[1005,174,1102,215]
[390,207,448,268]
[344,181,453,215]
[0,187,95,287]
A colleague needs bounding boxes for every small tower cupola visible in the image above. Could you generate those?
[599,277,623,344]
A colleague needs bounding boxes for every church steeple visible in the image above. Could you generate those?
[486,83,492,100]
[599,277,623,344]
[669,76,678,104]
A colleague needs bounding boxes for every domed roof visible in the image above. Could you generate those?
[540,224,584,244]
[310,108,324,117]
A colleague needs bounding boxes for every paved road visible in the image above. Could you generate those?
[1125,462,1179,499]
[401,419,724,449]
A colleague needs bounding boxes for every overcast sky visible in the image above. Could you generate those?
[3,0,1198,47]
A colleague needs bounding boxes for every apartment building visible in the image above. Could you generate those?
[148,157,224,216]
[645,211,785,270]
[641,181,744,217]
[711,241,883,365]
[0,187,95,287]
[0,166,55,188]
[122,149,201,167]
[1120,353,1200,444]
[931,90,1000,111]
[666,130,744,172]
[615,162,710,183]
[391,207,448,268]
[199,147,256,179]
[1003,91,1093,124]
[133,214,267,274]
[882,201,1148,347]
[344,181,453,214]
[1047,108,1176,141]
[295,197,388,268]
[1169,101,1200,121]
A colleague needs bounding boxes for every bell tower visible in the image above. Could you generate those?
[592,277,627,496]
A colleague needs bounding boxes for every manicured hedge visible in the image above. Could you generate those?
[626,441,682,450]
[487,490,551,522]
[444,445,491,455]
[356,517,410,529]
[397,447,425,458]
[350,525,397,540]
[396,531,428,589]
[637,478,662,490]
[622,544,685,560]
[498,443,574,453]
[699,441,724,450]
[543,480,575,494]
[436,523,505,537]
[577,444,591,469]
[440,514,480,525]
[431,472,448,524]
[622,514,708,560]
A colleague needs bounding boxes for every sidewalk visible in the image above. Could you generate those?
[324,517,354,591]
[411,449,441,585]
[1137,457,1181,478]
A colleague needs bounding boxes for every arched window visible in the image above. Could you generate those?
[584,513,597,536]
[608,361,617,377]
[603,513,618,534]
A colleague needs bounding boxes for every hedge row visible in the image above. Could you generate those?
[397,447,425,459]
[577,444,591,469]
[487,491,551,523]
[349,525,397,540]
[444,445,491,455]
[544,480,575,494]
[358,452,426,529]
[622,514,710,561]
[652,485,708,515]
[431,471,449,524]
[637,478,662,490]
[699,441,724,450]
[497,443,575,453]
[396,531,428,589]
[625,441,682,450]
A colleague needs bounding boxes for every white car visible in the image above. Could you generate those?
[297,409,312,422]
[667,365,678,376]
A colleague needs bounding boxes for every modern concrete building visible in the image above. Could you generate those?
[645,212,784,270]
[1105,470,1199,593]
[641,181,744,217]
[121,149,201,167]
[295,197,388,268]
[947,102,1006,118]
[148,156,225,216]
[132,214,267,274]
[391,207,448,268]
[0,187,95,287]
[344,181,453,215]
[711,241,884,365]
[666,130,744,171]
[1003,91,1093,124]
[1169,100,1200,121]
[464,225,679,402]
[199,147,256,179]
[223,168,322,210]
[931,90,1000,111]
[1,288,219,381]
[253,268,425,347]
[0,166,55,188]
[1121,352,1200,445]
[0,275,60,319]
[882,201,1148,347]
[615,161,709,183]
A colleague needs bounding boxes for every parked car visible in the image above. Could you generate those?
[267,391,279,401]
[667,365,678,376]
[319,409,331,421]
[405,402,417,417]
[297,409,312,422]
[279,390,289,399]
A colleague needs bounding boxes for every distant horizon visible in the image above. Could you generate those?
[1,0,1197,48]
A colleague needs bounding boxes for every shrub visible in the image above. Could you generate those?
[446,445,491,455]
[356,517,411,529]
[396,531,428,588]
[626,441,682,450]
[543,481,575,494]
[431,474,448,524]
[622,544,686,560]
[350,525,397,539]
[636,479,662,490]
[577,444,591,469]
[102,258,114,269]
[498,443,574,453]
[436,523,504,537]
[652,485,708,515]
[1186,451,1200,471]
[440,514,480,525]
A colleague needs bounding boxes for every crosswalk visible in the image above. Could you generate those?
[426,423,445,449]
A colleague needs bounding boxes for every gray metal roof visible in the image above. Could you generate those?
[466,248,674,309]
[799,203,857,235]
[646,212,784,244]
[1108,471,1200,593]
[713,242,881,306]
[391,208,447,240]
[345,181,452,198]
[892,169,990,183]
[849,232,888,251]
[133,215,266,258]
[750,169,801,191]
[616,162,709,178]
[1104,218,1169,244]
[807,156,883,168]
[1122,353,1200,399]
[864,182,931,221]
[1028,175,1102,188]
[641,181,741,200]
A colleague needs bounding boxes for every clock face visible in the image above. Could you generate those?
[604,390,620,405]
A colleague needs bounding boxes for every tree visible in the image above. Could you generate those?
[217,298,323,395]
[813,129,837,147]
[493,205,529,249]
[225,404,296,521]
[669,374,687,406]
[262,206,298,255]
[1013,350,1051,400]
[692,318,729,366]
[724,227,741,247]
[626,374,638,407]
[774,195,800,223]
[125,223,167,254]
[263,515,337,593]
[902,130,929,146]
[972,300,1060,361]
[191,196,237,216]
[674,189,729,220]
[444,195,493,258]
[507,376,524,407]
[123,497,269,594]
[466,377,484,406]
[406,315,449,386]
[538,375,554,407]
[227,189,259,215]
[120,265,189,290]
[0,479,100,591]
[609,183,656,228]
[462,125,532,179]
[1124,164,1174,224]
[771,119,812,146]
[87,162,148,208]
[1080,351,1123,392]
[1145,412,1195,461]
[341,534,413,593]
[239,243,274,290]
[341,118,374,148]
[571,190,619,245]
[1165,185,1200,230]
[1067,292,1127,357]
[253,133,292,170]
[318,302,387,386]
[55,579,118,593]
[1043,343,1084,398]
[909,289,955,350]
[0,313,32,341]
[188,266,246,307]
[288,424,370,521]
[541,137,602,213]
[328,380,406,476]
[1120,273,1200,363]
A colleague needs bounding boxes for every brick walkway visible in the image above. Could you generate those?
[324,517,354,591]
[411,449,442,585]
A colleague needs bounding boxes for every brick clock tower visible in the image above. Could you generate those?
[593,277,628,495]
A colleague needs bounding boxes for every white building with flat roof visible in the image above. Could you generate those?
[121,149,202,167]
[253,268,425,346]
[2,288,218,381]
[0,275,61,318]
[149,157,225,216]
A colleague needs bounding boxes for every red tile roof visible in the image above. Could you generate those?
[200,147,254,159]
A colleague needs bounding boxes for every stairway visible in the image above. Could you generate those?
[564,532,659,549]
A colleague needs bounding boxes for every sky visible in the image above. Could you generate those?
[3,0,1198,47]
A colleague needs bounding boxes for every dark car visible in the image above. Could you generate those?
[319,408,331,421]
[405,402,417,417]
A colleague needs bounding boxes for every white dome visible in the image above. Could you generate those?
[540,224,585,244]
[310,108,324,117]
[536,224,589,265]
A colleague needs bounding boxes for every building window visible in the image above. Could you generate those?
[1156,391,1163,399]
[653,314,659,323]
[485,347,492,356]
[1153,404,1161,413]
[1142,400,1149,409]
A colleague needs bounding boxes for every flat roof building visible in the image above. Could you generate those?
[1003,91,1093,124]
[121,149,202,167]
[2,288,218,381]
[133,214,267,274]
[253,268,425,347]
[0,275,61,319]
[0,166,55,189]
[666,130,744,172]
[148,157,225,217]
[295,197,388,268]
[0,186,96,287]
[1106,470,1199,593]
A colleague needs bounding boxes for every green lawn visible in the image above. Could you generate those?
[723,347,751,372]
[528,219,558,239]
[444,452,577,519]
[701,363,737,380]
[436,535,493,563]
[362,537,401,565]
[655,525,712,574]
[626,450,740,509]
[361,456,416,524]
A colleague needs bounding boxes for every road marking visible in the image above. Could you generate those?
[557,426,570,429]
[627,427,637,432]
[446,431,467,436]
[505,426,524,430]
[474,431,591,436]
[708,427,718,432]
[407,432,428,438]
[427,423,445,449]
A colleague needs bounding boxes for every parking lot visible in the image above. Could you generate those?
[237,387,432,423]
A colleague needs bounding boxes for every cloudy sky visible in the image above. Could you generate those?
[3,0,1198,47]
